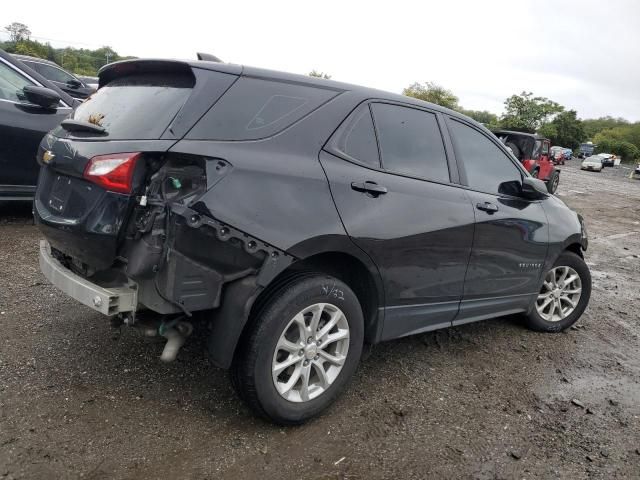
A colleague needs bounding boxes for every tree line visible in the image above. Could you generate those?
[401,82,640,162]
[2,22,132,76]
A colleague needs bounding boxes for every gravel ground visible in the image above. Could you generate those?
[1,161,639,479]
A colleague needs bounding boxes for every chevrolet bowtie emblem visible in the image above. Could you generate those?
[42,150,55,164]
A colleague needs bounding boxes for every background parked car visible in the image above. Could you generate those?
[578,142,597,159]
[598,153,615,167]
[0,49,76,200]
[563,148,572,160]
[550,146,566,165]
[12,54,95,99]
[493,130,560,193]
[77,75,99,89]
[581,155,604,172]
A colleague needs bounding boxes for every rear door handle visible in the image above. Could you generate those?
[476,201,499,213]
[351,181,388,196]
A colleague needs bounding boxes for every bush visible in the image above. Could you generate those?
[594,137,640,163]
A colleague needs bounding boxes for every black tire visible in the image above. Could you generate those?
[546,170,559,193]
[532,168,540,179]
[505,142,521,160]
[524,251,591,332]
[231,274,364,425]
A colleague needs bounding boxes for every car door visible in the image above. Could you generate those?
[320,101,475,340]
[444,117,549,325]
[0,57,72,197]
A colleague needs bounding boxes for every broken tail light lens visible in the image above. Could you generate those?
[83,152,141,194]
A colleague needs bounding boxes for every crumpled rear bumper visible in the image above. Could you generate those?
[39,240,137,316]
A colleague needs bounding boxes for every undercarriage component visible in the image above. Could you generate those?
[160,320,193,363]
[125,314,194,362]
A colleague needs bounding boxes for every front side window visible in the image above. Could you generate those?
[0,60,33,102]
[25,61,76,84]
[371,103,449,183]
[448,119,524,196]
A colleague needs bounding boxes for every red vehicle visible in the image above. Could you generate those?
[493,130,560,193]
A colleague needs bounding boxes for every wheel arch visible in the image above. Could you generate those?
[564,242,584,259]
[208,237,385,369]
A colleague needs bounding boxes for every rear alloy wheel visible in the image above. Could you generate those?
[272,303,350,402]
[231,274,363,424]
[524,251,591,332]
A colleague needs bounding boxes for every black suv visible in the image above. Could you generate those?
[12,54,96,99]
[35,58,591,424]
[0,49,77,200]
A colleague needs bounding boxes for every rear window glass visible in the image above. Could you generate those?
[187,77,338,140]
[70,73,193,139]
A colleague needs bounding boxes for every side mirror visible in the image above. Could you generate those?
[67,78,82,89]
[21,85,61,109]
[521,176,549,199]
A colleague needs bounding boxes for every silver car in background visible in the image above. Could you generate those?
[581,155,604,172]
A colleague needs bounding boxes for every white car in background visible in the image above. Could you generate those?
[581,155,604,172]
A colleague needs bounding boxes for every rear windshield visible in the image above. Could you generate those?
[186,77,339,141]
[70,73,194,139]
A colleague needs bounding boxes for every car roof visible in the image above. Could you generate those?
[11,54,61,68]
[492,129,547,140]
[99,57,488,130]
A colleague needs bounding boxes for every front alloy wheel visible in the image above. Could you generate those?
[524,251,591,332]
[535,266,582,322]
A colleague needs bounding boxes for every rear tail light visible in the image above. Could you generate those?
[83,152,141,194]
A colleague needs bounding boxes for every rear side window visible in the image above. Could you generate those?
[371,103,450,183]
[187,77,339,140]
[328,104,380,167]
[71,73,194,139]
[448,119,523,195]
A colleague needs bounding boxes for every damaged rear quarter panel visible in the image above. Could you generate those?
[166,93,382,367]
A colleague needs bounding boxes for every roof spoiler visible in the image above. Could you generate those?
[98,59,194,87]
[197,52,223,63]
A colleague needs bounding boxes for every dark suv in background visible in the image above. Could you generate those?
[0,49,77,200]
[35,58,591,424]
[12,54,95,99]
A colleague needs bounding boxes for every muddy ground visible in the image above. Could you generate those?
[1,161,639,479]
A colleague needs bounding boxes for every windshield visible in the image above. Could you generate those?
[585,156,602,163]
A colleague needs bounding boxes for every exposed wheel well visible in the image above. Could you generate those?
[565,243,584,258]
[249,252,381,343]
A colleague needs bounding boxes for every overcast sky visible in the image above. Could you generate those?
[3,0,639,120]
